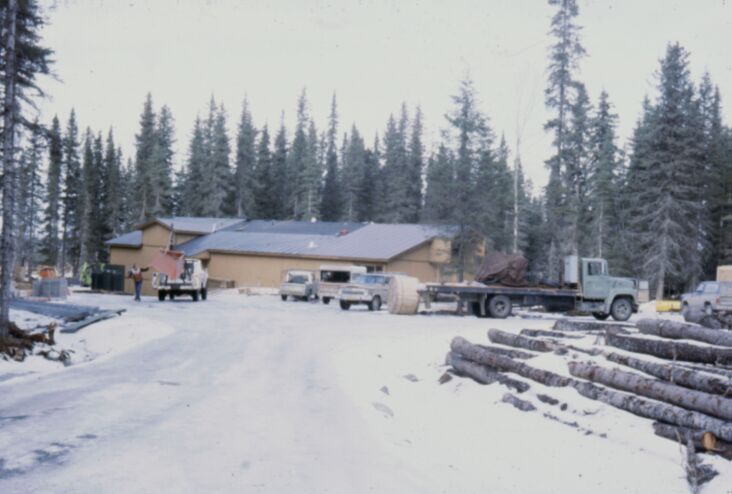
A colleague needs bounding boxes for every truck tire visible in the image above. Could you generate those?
[339,300,351,311]
[192,290,199,302]
[281,295,288,301]
[610,297,632,321]
[592,312,610,320]
[169,292,176,301]
[369,296,382,312]
[158,291,166,301]
[201,287,208,301]
[488,295,512,318]
[322,297,331,305]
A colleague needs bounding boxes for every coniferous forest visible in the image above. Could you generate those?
[3,0,732,328]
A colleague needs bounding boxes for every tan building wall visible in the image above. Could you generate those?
[109,226,467,294]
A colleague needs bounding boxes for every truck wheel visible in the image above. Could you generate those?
[158,291,166,301]
[169,292,176,301]
[192,290,199,302]
[610,298,632,321]
[281,295,288,301]
[369,296,382,311]
[322,297,331,305]
[201,287,208,301]
[488,295,512,318]
[592,312,610,320]
[339,300,351,311]
[704,303,713,317]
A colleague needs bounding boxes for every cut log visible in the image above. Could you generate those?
[445,352,530,393]
[652,422,732,460]
[475,344,535,360]
[636,319,732,348]
[571,380,732,442]
[605,331,732,365]
[568,361,732,421]
[451,336,571,387]
[520,328,583,339]
[553,319,629,332]
[605,352,731,397]
[501,393,536,412]
[487,329,555,352]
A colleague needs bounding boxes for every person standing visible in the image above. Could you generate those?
[128,264,150,301]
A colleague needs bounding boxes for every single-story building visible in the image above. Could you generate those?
[107,217,472,295]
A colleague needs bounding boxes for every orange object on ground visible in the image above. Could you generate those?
[39,266,58,279]
[150,250,185,279]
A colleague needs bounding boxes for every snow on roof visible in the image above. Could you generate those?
[105,230,142,247]
[228,220,367,236]
[176,223,454,261]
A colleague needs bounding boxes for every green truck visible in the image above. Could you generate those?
[419,255,639,321]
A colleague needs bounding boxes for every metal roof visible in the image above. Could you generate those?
[227,220,366,236]
[176,223,454,261]
[139,217,247,234]
[105,230,142,247]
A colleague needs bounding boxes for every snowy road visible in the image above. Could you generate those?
[1,292,730,493]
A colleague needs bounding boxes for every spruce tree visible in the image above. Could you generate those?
[233,98,257,217]
[405,106,425,223]
[423,144,455,223]
[253,125,277,219]
[16,124,44,278]
[272,119,289,219]
[133,93,158,221]
[104,129,124,237]
[544,0,586,279]
[152,105,175,216]
[78,128,96,266]
[343,126,367,221]
[41,115,63,266]
[182,117,207,216]
[320,94,342,221]
[61,109,81,275]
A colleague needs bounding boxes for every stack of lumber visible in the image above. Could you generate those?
[446,317,732,466]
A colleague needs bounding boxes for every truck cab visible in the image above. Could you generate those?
[566,256,638,321]
[279,270,316,302]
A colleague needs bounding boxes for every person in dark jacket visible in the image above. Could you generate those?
[129,264,150,301]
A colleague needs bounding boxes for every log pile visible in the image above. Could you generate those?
[445,316,732,477]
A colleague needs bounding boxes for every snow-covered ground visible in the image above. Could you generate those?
[0,292,729,493]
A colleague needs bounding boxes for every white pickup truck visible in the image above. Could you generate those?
[152,258,208,302]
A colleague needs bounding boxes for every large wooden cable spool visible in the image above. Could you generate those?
[388,275,420,315]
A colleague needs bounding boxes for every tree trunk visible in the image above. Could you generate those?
[637,319,732,348]
[605,352,731,397]
[451,336,571,387]
[605,331,732,365]
[487,328,555,352]
[568,361,732,421]
[553,319,628,332]
[571,380,732,442]
[652,422,732,459]
[474,343,535,360]
[445,352,530,393]
[520,328,583,339]
[0,0,18,339]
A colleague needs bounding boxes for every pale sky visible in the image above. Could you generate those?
[35,0,732,191]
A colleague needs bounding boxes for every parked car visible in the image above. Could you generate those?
[338,273,398,311]
[681,281,732,320]
[280,270,317,301]
[317,265,367,305]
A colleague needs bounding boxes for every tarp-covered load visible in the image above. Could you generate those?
[475,252,529,286]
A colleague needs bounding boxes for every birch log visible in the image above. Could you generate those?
[553,319,628,332]
[636,319,732,348]
[475,344,536,360]
[520,329,583,340]
[487,329,555,352]
[451,336,571,387]
[652,422,732,459]
[605,331,732,365]
[605,352,732,397]
[568,361,732,421]
[445,352,530,393]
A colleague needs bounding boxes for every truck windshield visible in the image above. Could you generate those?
[288,274,309,284]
